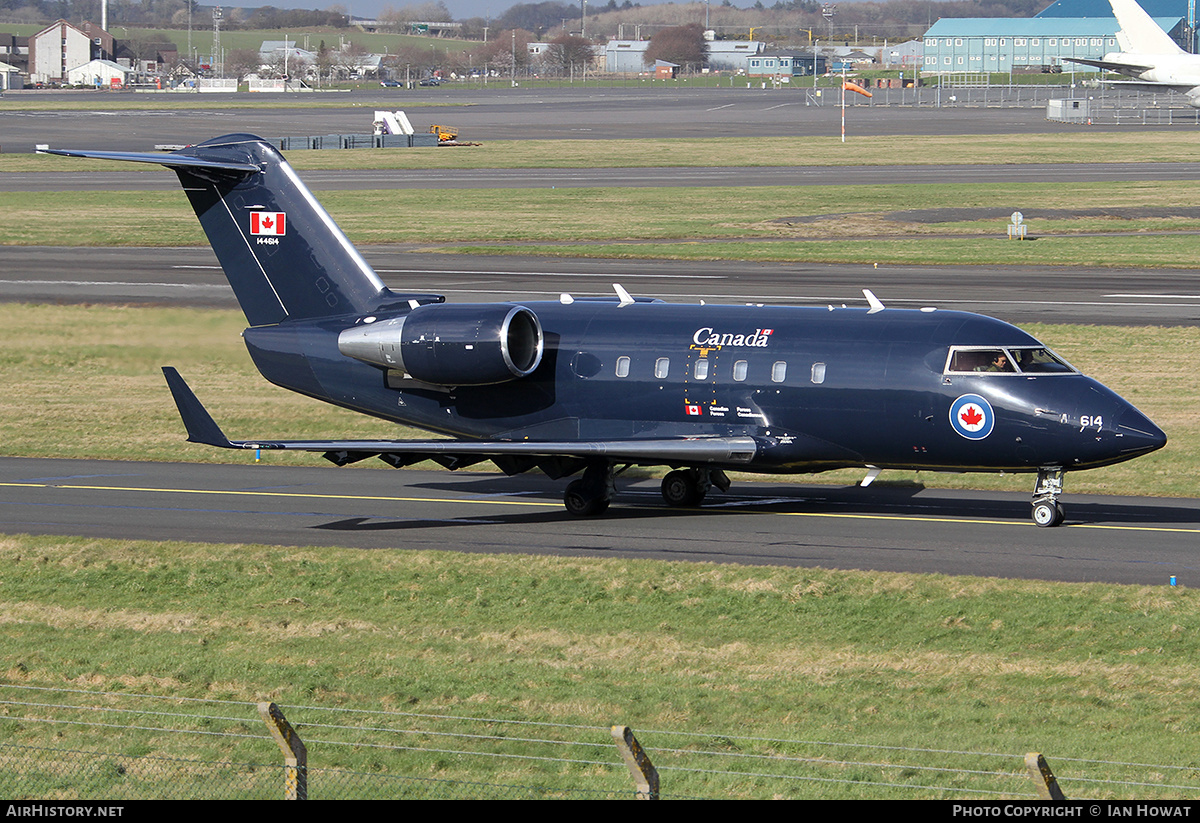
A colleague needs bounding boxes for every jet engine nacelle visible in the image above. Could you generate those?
[338,303,544,386]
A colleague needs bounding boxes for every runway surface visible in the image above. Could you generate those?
[2,457,1196,585]
[5,245,1200,326]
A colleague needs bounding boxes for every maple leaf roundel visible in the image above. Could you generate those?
[949,394,995,440]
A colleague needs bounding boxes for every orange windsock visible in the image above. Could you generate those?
[843,81,872,97]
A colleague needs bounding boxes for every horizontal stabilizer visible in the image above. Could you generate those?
[1062,56,1156,74]
[162,368,760,465]
[41,148,260,178]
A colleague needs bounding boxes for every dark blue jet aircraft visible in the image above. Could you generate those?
[48,134,1166,527]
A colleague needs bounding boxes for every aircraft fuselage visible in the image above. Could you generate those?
[242,300,1164,478]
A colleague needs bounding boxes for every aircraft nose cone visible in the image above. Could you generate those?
[1115,406,1167,456]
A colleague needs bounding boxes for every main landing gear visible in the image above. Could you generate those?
[660,468,731,508]
[563,462,615,517]
[1031,467,1065,528]
[562,464,731,516]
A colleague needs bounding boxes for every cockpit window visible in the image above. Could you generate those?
[946,346,1076,375]
[1010,347,1074,373]
[948,349,1015,373]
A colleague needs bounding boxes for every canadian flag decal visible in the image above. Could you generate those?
[251,211,286,236]
[685,404,702,416]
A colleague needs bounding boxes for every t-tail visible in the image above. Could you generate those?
[44,133,419,326]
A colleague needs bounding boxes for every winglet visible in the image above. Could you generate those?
[161,367,237,449]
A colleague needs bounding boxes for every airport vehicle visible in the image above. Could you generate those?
[46,134,1166,526]
[1065,0,1200,106]
[428,124,459,142]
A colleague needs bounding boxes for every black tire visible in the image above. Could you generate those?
[661,470,704,507]
[564,479,609,516]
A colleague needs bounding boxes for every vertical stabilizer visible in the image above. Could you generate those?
[47,134,391,327]
[1110,0,1185,55]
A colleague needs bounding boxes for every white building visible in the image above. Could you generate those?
[0,59,22,89]
[604,38,763,73]
[67,58,131,87]
[29,19,111,85]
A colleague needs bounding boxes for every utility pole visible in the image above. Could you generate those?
[212,7,222,78]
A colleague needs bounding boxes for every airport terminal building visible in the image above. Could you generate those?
[923,0,1191,74]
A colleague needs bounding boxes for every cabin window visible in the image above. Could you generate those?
[733,360,748,382]
[811,362,826,384]
[615,356,630,378]
[655,357,670,379]
[694,359,709,380]
[771,361,787,383]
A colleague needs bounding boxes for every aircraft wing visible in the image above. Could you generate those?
[163,367,760,471]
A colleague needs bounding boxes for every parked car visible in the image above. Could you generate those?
[418,77,440,86]
[380,80,401,87]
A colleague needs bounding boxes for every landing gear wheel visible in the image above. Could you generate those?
[564,479,610,516]
[1032,500,1064,528]
[1031,467,1066,528]
[661,470,708,507]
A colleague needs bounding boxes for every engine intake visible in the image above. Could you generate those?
[338,303,544,386]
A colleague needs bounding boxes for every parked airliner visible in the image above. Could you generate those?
[1067,0,1200,106]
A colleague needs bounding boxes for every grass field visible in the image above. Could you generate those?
[4,536,1200,798]
[8,179,1200,270]
[3,129,1200,798]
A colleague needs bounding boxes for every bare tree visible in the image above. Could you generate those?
[225,48,261,81]
[643,23,708,72]
[543,33,594,77]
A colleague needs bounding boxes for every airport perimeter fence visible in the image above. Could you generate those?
[425,72,1200,116]
[3,684,1200,800]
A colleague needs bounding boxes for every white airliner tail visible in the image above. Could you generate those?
[1111,0,1184,54]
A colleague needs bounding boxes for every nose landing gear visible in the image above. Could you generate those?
[1031,467,1065,527]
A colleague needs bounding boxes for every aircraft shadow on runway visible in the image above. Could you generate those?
[307,476,1200,532]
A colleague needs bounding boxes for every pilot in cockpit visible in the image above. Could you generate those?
[975,352,1014,373]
